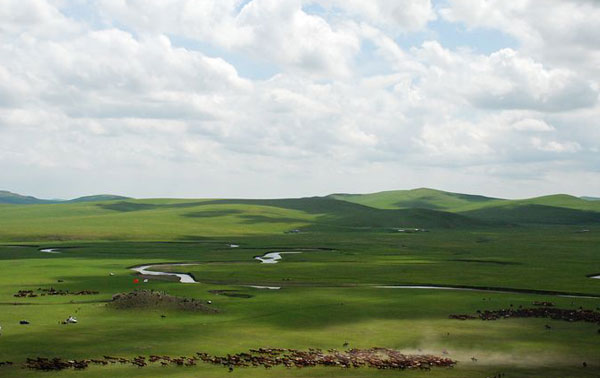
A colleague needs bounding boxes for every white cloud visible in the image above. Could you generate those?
[440,0,600,76]
[512,118,553,132]
[410,42,598,112]
[0,0,598,198]
[95,0,360,77]
[531,138,581,154]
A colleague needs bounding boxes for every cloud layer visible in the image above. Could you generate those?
[0,0,598,199]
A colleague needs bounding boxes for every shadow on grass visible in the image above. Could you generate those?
[97,201,204,212]
[182,209,243,218]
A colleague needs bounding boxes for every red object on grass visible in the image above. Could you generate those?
[133,278,139,284]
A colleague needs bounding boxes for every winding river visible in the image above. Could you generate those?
[254,251,302,264]
[129,251,600,298]
[40,248,61,254]
[131,264,198,283]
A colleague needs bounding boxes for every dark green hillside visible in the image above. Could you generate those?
[330,188,504,211]
[331,189,600,225]
[457,194,600,225]
[512,194,600,212]
[184,197,491,230]
[461,204,600,225]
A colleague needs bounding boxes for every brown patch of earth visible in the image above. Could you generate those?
[108,290,218,313]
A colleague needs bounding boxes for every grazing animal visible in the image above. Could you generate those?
[471,356,477,362]
[66,316,77,324]
[545,324,552,330]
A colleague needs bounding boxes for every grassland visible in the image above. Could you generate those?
[0,190,599,377]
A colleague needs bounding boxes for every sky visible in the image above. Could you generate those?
[0,0,599,200]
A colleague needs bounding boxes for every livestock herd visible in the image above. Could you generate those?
[13,288,98,298]
[19,348,456,371]
[449,306,600,324]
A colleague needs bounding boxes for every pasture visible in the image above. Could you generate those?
[0,191,599,376]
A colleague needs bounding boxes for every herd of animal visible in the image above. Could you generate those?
[16,348,456,371]
[13,288,98,298]
[449,306,600,324]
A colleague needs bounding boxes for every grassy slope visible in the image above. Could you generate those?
[330,188,504,211]
[67,195,131,203]
[459,195,600,225]
[332,189,600,225]
[0,200,314,241]
[0,197,490,242]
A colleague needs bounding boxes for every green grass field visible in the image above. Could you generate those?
[1,190,599,377]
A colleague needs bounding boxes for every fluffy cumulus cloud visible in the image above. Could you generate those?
[439,0,600,75]
[0,0,598,199]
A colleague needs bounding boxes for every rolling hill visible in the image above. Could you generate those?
[330,189,600,225]
[329,188,504,212]
[68,194,131,203]
[1,188,599,242]
[0,190,56,204]
[177,197,491,230]
[581,196,600,201]
[0,190,130,204]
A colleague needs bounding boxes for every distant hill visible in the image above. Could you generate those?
[581,196,600,201]
[68,194,131,203]
[330,189,600,225]
[0,190,56,204]
[330,188,504,212]
[179,197,493,230]
[508,194,600,211]
[460,204,600,225]
[453,194,600,225]
[0,190,130,204]
[1,188,600,241]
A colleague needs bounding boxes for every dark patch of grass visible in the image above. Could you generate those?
[462,204,600,225]
[208,290,253,298]
[182,209,243,218]
[451,259,521,265]
[97,201,203,212]
[191,198,493,229]
[239,215,304,224]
